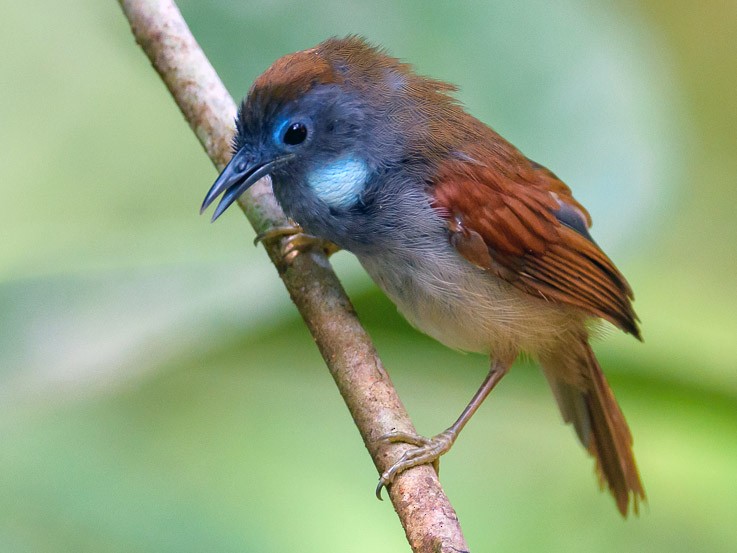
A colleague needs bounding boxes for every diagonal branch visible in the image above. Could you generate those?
[116,1,469,551]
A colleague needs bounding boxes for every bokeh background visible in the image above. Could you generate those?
[2,1,736,551]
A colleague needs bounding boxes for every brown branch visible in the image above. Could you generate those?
[116,1,470,551]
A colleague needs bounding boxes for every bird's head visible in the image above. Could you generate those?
[201,36,466,232]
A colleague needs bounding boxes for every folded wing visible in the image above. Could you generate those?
[431,147,640,339]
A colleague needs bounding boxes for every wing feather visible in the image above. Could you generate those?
[432,152,640,338]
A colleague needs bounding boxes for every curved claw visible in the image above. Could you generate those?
[253,224,304,246]
[375,469,398,500]
[375,429,457,500]
[377,430,433,448]
[375,480,387,501]
[254,225,340,262]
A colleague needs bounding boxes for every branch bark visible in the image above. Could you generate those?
[117,1,470,551]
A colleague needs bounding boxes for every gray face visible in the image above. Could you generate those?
[203,83,371,230]
[238,85,378,238]
[202,81,441,254]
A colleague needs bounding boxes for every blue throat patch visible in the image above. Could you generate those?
[307,157,369,208]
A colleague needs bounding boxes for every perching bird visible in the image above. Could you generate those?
[201,36,645,516]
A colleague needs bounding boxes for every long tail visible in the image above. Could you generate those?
[542,342,645,516]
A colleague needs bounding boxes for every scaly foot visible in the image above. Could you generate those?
[375,428,457,499]
[254,224,340,262]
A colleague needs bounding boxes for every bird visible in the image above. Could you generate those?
[201,36,645,516]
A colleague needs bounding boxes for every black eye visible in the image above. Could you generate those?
[283,122,308,145]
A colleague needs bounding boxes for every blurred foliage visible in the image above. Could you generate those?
[1,0,735,551]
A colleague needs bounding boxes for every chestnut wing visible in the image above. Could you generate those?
[432,155,640,338]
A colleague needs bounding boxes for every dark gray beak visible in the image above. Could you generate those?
[200,149,292,222]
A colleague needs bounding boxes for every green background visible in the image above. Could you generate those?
[2,1,736,551]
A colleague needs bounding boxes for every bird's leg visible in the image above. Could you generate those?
[375,357,512,499]
[254,222,340,262]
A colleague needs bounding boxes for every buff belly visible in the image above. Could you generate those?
[357,245,585,360]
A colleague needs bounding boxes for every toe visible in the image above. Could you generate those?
[377,431,432,447]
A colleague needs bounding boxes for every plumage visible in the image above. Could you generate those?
[430,125,640,339]
[202,35,645,516]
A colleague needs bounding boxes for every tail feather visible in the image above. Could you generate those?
[544,343,645,516]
